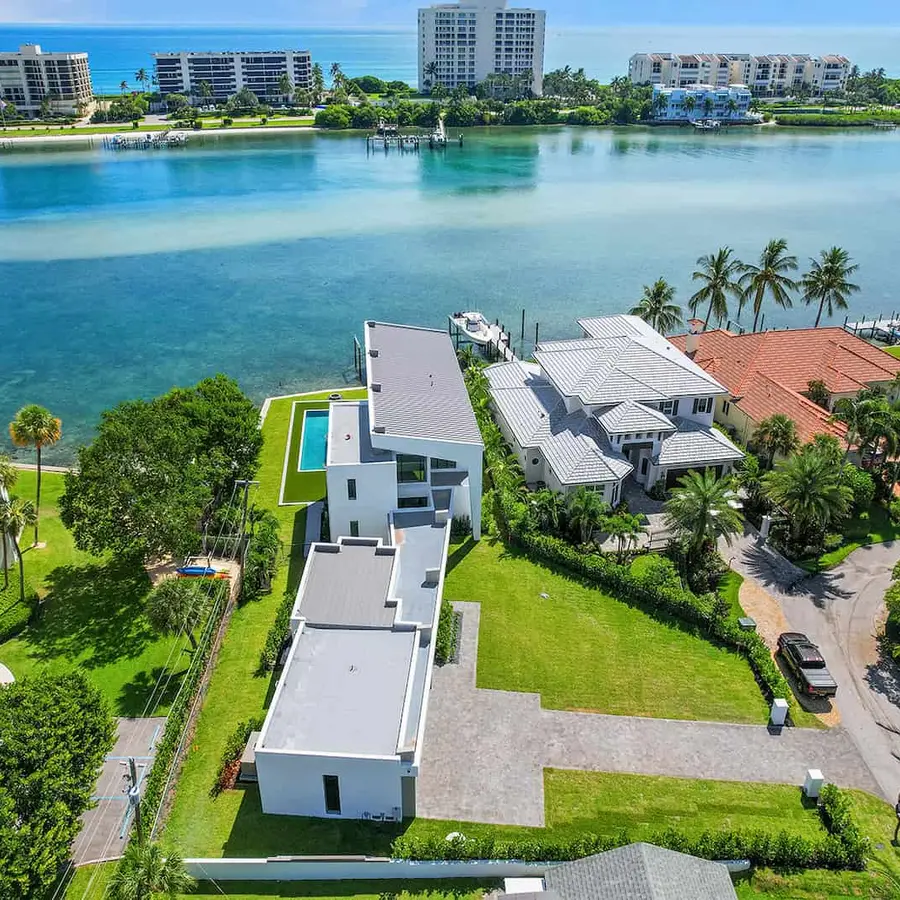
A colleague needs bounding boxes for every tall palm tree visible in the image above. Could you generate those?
[424,61,439,89]
[629,278,683,335]
[330,62,343,90]
[831,393,889,458]
[726,97,739,118]
[278,73,293,105]
[0,497,37,604]
[653,92,668,118]
[739,238,799,332]
[603,511,647,563]
[9,405,61,546]
[801,247,860,328]
[528,489,566,535]
[763,448,852,547]
[0,454,18,589]
[135,68,149,93]
[702,96,714,117]
[752,414,800,468]
[119,80,129,94]
[198,80,213,103]
[664,469,744,554]
[688,247,745,330]
[567,487,608,544]
[109,841,195,900]
[684,94,697,117]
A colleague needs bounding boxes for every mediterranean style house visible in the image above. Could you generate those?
[670,323,900,445]
[485,314,743,503]
[253,321,482,822]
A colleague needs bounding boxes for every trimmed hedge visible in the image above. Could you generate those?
[213,714,263,795]
[259,586,294,671]
[393,784,867,869]
[0,569,37,642]
[435,599,458,665]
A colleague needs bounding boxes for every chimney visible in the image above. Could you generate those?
[686,321,701,355]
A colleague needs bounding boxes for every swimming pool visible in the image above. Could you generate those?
[299,409,330,471]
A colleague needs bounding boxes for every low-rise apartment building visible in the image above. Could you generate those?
[418,0,546,96]
[254,320,483,820]
[652,84,752,121]
[629,52,852,96]
[152,50,312,104]
[0,44,92,118]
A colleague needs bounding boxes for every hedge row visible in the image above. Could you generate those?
[435,599,458,665]
[0,570,37,642]
[259,586,294,671]
[212,714,263,796]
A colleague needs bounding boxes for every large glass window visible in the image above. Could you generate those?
[398,496,429,509]
[323,775,341,814]
[431,457,458,470]
[397,454,427,483]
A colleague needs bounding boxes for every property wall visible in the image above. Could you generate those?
[327,460,396,542]
[255,750,405,820]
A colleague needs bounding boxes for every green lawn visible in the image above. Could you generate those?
[446,539,769,723]
[280,400,330,504]
[719,570,746,618]
[798,502,900,572]
[1,471,186,715]
[163,389,365,856]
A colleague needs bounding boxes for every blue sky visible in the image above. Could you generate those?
[2,0,898,26]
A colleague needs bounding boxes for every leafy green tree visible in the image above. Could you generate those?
[629,277,683,334]
[688,247,745,330]
[165,93,190,114]
[805,379,831,409]
[293,86,312,107]
[315,105,352,129]
[763,446,853,548]
[146,578,208,650]
[566,487,609,544]
[801,246,860,328]
[734,453,764,512]
[9,404,61,546]
[0,671,115,899]
[603,511,647,563]
[197,80,213,102]
[311,63,325,104]
[431,82,448,101]
[0,496,35,602]
[664,469,744,554]
[354,75,387,94]
[752,413,800,468]
[739,238,799,332]
[227,88,260,114]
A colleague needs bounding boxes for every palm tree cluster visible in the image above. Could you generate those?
[831,389,900,492]
[628,241,860,336]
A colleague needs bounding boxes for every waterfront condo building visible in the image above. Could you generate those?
[152,50,312,104]
[418,0,546,96]
[628,52,851,96]
[652,84,752,121]
[0,44,92,118]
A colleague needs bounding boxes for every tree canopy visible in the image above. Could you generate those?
[60,375,262,562]
[0,672,116,899]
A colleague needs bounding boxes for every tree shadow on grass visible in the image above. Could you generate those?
[117,663,190,717]
[26,557,154,669]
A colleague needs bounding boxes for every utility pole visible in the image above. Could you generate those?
[127,756,143,846]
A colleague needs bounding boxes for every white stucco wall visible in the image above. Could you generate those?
[326,460,396,543]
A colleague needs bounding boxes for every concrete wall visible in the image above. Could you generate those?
[327,460,396,543]
[255,750,405,820]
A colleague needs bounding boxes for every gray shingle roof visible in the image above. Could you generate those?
[485,362,559,446]
[365,321,483,446]
[655,419,744,467]
[577,313,652,340]
[595,400,677,435]
[543,843,737,900]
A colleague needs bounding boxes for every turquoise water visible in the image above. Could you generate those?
[299,409,330,471]
[1,127,899,462]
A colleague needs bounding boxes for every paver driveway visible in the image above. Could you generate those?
[416,602,877,827]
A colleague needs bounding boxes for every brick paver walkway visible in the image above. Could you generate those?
[416,602,879,827]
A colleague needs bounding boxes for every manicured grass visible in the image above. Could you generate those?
[2,471,185,715]
[0,123,171,137]
[884,346,900,360]
[446,539,769,724]
[281,400,330,504]
[719,570,746,618]
[798,502,900,572]
[162,389,365,857]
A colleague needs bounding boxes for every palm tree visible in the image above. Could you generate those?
[424,61,439,89]
[567,487,609,544]
[311,63,325,104]
[528,489,566,535]
[0,497,37,604]
[198,80,213,103]
[629,278,683,335]
[664,469,744,554]
[135,68,149,94]
[9,405,61,546]
[278,73,293,105]
[0,454,18,589]
[330,62,343,90]
[109,841,194,900]
[146,578,208,650]
[831,393,889,459]
[726,97,739,118]
[801,247,860,328]
[739,238,799,332]
[763,448,852,548]
[684,94,697,117]
[603,511,647,563]
[653,92,668,119]
[688,247,745,330]
[752,413,800,468]
[702,96,714,117]
[119,80,129,94]
[456,345,479,371]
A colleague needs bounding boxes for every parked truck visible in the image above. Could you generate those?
[777,632,838,698]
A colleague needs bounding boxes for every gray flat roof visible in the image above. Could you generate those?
[328,401,392,466]
[299,541,397,628]
[365,321,483,446]
[393,513,447,626]
[263,626,416,756]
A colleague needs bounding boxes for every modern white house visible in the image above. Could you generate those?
[254,320,483,821]
[418,0,546,96]
[485,314,743,502]
[652,84,752,121]
[0,44,93,117]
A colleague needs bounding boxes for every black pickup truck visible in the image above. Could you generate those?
[777,632,838,698]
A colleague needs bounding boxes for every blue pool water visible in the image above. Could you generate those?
[299,409,330,471]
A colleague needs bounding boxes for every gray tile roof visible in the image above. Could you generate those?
[543,843,737,900]
[365,321,482,446]
[485,362,559,446]
[595,400,677,435]
[577,313,652,340]
[655,419,744,468]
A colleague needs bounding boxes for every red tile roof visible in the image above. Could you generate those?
[670,327,900,444]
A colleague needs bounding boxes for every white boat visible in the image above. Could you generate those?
[692,119,721,131]
[450,311,493,345]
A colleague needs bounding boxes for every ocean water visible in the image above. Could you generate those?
[0,24,898,93]
[1,126,899,462]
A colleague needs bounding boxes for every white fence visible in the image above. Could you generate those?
[184,857,548,882]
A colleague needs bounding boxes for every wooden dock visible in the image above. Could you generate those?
[448,312,519,362]
[844,313,900,344]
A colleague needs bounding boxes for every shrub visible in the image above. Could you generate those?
[892,558,900,582]
[890,499,900,524]
[260,586,295,670]
[315,105,352,129]
[0,571,37,642]
[222,117,233,126]
[435,600,458,665]
[842,465,875,511]
[823,533,844,552]
[212,715,263,796]
[450,516,471,539]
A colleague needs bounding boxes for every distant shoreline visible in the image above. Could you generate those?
[0,124,322,146]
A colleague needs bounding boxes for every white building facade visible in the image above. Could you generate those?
[152,50,312,104]
[418,0,545,96]
[0,44,92,118]
[485,315,743,502]
[652,84,752,121]
[629,52,851,96]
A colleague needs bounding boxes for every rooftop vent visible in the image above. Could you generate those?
[369,349,379,358]
[373,425,386,434]
[371,382,382,392]
[366,320,376,327]
[425,567,441,586]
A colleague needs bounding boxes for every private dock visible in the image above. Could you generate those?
[366,121,420,152]
[844,313,900,344]
[103,130,190,150]
[448,310,528,362]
